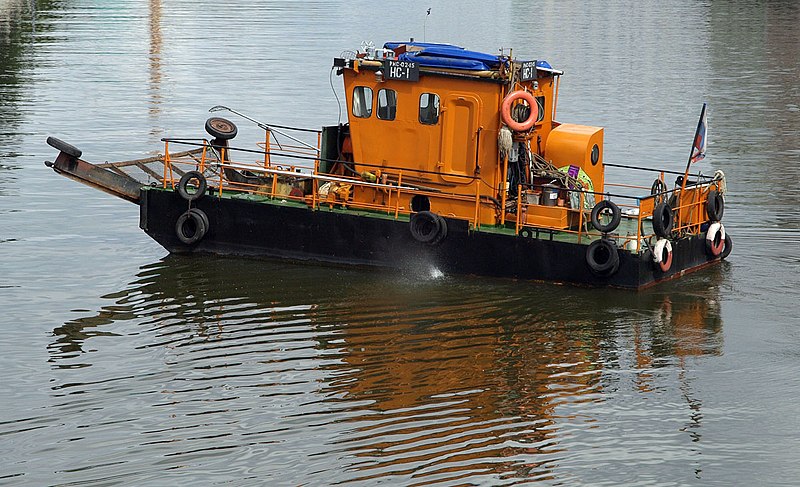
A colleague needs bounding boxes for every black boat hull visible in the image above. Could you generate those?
[140,188,721,290]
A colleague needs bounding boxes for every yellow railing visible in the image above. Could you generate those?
[162,138,486,228]
[513,178,721,252]
[161,134,720,253]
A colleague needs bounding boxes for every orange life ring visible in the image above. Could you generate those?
[501,90,538,132]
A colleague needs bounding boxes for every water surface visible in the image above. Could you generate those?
[1,1,799,485]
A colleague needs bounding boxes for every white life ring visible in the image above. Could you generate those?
[652,238,673,272]
[706,222,726,256]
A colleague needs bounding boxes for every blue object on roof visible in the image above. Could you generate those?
[383,42,556,73]
[384,41,464,51]
[384,42,504,71]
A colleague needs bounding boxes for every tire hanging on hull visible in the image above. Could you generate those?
[652,203,674,238]
[409,211,448,245]
[177,171,208,202]
[706,190,724,221]
[720,234,733,259]
[586,239,620,276]
[175,208,209,245]
[590,200,621,233]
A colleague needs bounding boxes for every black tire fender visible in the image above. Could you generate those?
[706,190,724,222]
[409,211,442,244]
[188,207,209,232]
[46,136,82,158]
[586,238,620,276]
[177,171,207,202]
[430,214,448,245]
[175,209,208,245]
[721,234,733,259]
[590,199,622,233]
[205,117,238,140]
[652,202,674,238]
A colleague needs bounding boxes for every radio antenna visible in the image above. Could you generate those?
[423,8,431,42]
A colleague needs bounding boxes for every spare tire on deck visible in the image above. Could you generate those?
[46,136,82,159]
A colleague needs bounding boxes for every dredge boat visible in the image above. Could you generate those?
[46,41,731,289]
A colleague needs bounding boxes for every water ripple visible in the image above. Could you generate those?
[3,0,799,485]
[0,254,728,484]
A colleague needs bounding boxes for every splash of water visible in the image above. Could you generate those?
[428,266,444,279]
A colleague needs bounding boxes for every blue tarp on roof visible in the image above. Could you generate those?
[383,42,556,73]
[384,41,464,51]
[384,42,503,71]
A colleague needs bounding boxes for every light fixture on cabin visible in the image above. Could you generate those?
[375,69,384,82]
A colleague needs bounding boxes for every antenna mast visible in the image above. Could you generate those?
[424,8,431,42]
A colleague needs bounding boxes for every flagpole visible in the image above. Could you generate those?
[677,103,707,230]
[681,103,707,189]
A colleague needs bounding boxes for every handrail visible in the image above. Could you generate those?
[519,180,642,202]
[604,162,714,179]
[254,123,322,134]
[513,177,720,251]
[162,140,485,227]
[220,161,420,192]
[161,137,720,247]
[162,138,480,182]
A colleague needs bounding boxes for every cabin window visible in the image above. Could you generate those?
[377,89,397,120]
[352,86,373,118]
[419,93,440,125]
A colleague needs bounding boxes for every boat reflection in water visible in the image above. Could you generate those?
[47,257,723,483]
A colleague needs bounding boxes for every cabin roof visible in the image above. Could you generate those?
[383,41,559,74]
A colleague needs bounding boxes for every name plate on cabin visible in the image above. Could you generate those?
[383,60,419,81]
[520,61,538,81]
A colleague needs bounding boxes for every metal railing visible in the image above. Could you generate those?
[514,172,721,252]
[160,128,722,253]
[161,138,488,228]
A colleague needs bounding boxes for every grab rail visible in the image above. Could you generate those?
[162,139,486,228]
[161,138,722,251]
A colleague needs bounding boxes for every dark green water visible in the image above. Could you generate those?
[1,1,799,485]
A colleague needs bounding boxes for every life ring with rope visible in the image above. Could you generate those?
[501,90,538,132]
[652,238,673,272]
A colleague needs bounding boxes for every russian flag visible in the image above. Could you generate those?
[690,103,708,163]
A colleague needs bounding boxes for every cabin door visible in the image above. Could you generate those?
[439,94,481,183]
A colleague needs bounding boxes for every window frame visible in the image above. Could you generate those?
[376,88,397,121]
[352,86,374,119]
[418,92,440,125]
